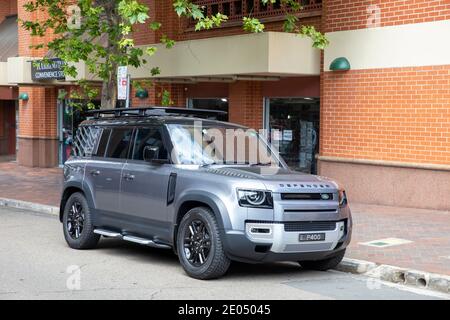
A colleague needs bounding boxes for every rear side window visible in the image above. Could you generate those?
[73,126,101,158]
[94,128,111,157]
[105,128,133,159]
[132,127,169,161]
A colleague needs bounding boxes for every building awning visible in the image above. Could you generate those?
[129,32,321,82]
[0,16,18,62]
[4,31,321,85]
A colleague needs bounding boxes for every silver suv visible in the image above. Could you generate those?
[60,107,352,280]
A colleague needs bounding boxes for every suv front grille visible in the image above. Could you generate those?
[284,221,337,232]
[281,193,334,200]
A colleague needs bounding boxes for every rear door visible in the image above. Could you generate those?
[120,125,173,240]
[85,127,133,225]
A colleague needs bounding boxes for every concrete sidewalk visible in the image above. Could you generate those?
[0,161,449,276]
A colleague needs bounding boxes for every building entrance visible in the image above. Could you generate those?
[265,98,320,174]
[0,100,17,159]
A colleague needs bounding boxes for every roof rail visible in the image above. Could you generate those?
[84,106,227,120]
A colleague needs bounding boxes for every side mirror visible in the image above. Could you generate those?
[143,146,169,164]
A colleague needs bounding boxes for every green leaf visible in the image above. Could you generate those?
[160,90,173,106]
[151,67,161,76]
[161,34,176,49]
[146,46,158,56]
[149,21,162,31]
[243,17,265,33]
[299,25,329,49]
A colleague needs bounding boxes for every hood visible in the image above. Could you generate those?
[203,166,338,191]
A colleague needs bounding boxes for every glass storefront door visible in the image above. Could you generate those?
[57,100,101,166]
[265,98,320,174]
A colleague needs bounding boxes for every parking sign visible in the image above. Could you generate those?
[117,66,128,101]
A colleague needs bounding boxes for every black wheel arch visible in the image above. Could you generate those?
[59,184,91,222]
[172,194,231,254]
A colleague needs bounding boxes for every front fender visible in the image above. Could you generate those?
[173,191,232,231]
[59,181,95,222]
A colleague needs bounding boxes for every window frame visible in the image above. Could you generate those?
[102,126,135,161]
[92,127,111,158]
[127,125,174,164]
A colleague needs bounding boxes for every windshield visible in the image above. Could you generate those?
[166,123,282,167]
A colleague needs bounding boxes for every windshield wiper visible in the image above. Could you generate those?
[249,162,275,167]
[200,162,220,168]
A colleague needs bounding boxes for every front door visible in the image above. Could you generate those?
[0,101,17,157]
[265,98,320,174]
[120,126,172,241]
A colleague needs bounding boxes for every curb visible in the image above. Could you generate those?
[0,198,59,216]
[337,258,450,295]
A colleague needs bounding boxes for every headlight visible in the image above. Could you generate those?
[237,189,273,209]
[338,190,348,207]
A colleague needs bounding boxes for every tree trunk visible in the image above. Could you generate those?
[101,70,117,109]
[98,0,120,110]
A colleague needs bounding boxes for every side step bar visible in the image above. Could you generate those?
[94,229,171,250]
[123,235,171,249]
[94,229,122,238]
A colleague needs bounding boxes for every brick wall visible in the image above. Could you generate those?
[0,0,17,23]
[179,15,322,41]
[18,87,57,138]
[229,81,263,129]
[18,0,54,57]
[131,83,187,108]
[323,0,450,33]
[321,0,450,166]
[321,65,450,165]
[133,0,322,44]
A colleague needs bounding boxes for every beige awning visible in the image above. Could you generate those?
[4,31,321,85]
[130,32,321,81]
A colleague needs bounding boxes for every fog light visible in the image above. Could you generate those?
[251,228,271,234]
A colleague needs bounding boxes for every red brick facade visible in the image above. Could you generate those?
[0,0,17,23]
[323,0,450,32]
[321,65,450,165]
[319,0,450,209]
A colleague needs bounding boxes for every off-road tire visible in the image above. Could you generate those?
[177,207,231,280]
[299,249,346,271]
[63,192,100,250]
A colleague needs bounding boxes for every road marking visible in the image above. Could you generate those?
[359,238,413,248]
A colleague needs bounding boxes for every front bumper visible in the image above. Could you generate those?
[223,212,352,263]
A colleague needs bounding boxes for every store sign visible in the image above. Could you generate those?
[31,58,66,81]
[117,66,129,101]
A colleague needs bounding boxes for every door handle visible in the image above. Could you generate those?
[90,170,101,176]
[123,174,135,181]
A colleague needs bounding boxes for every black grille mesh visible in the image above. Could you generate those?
[284,221,337,232]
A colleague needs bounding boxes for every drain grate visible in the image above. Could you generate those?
[359,238,413,248]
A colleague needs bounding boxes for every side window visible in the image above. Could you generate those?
[72,126,101,158]
[105,128,133,159]
[94,128,111,157]
[132,127,169,161]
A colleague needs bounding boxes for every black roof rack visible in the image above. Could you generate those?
[84,107,227,120]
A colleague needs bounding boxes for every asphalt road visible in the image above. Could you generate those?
[0,207,447,300]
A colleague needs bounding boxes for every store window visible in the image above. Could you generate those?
[58,100,101,165]
[188,98,229,121]
[265,98,320,174]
